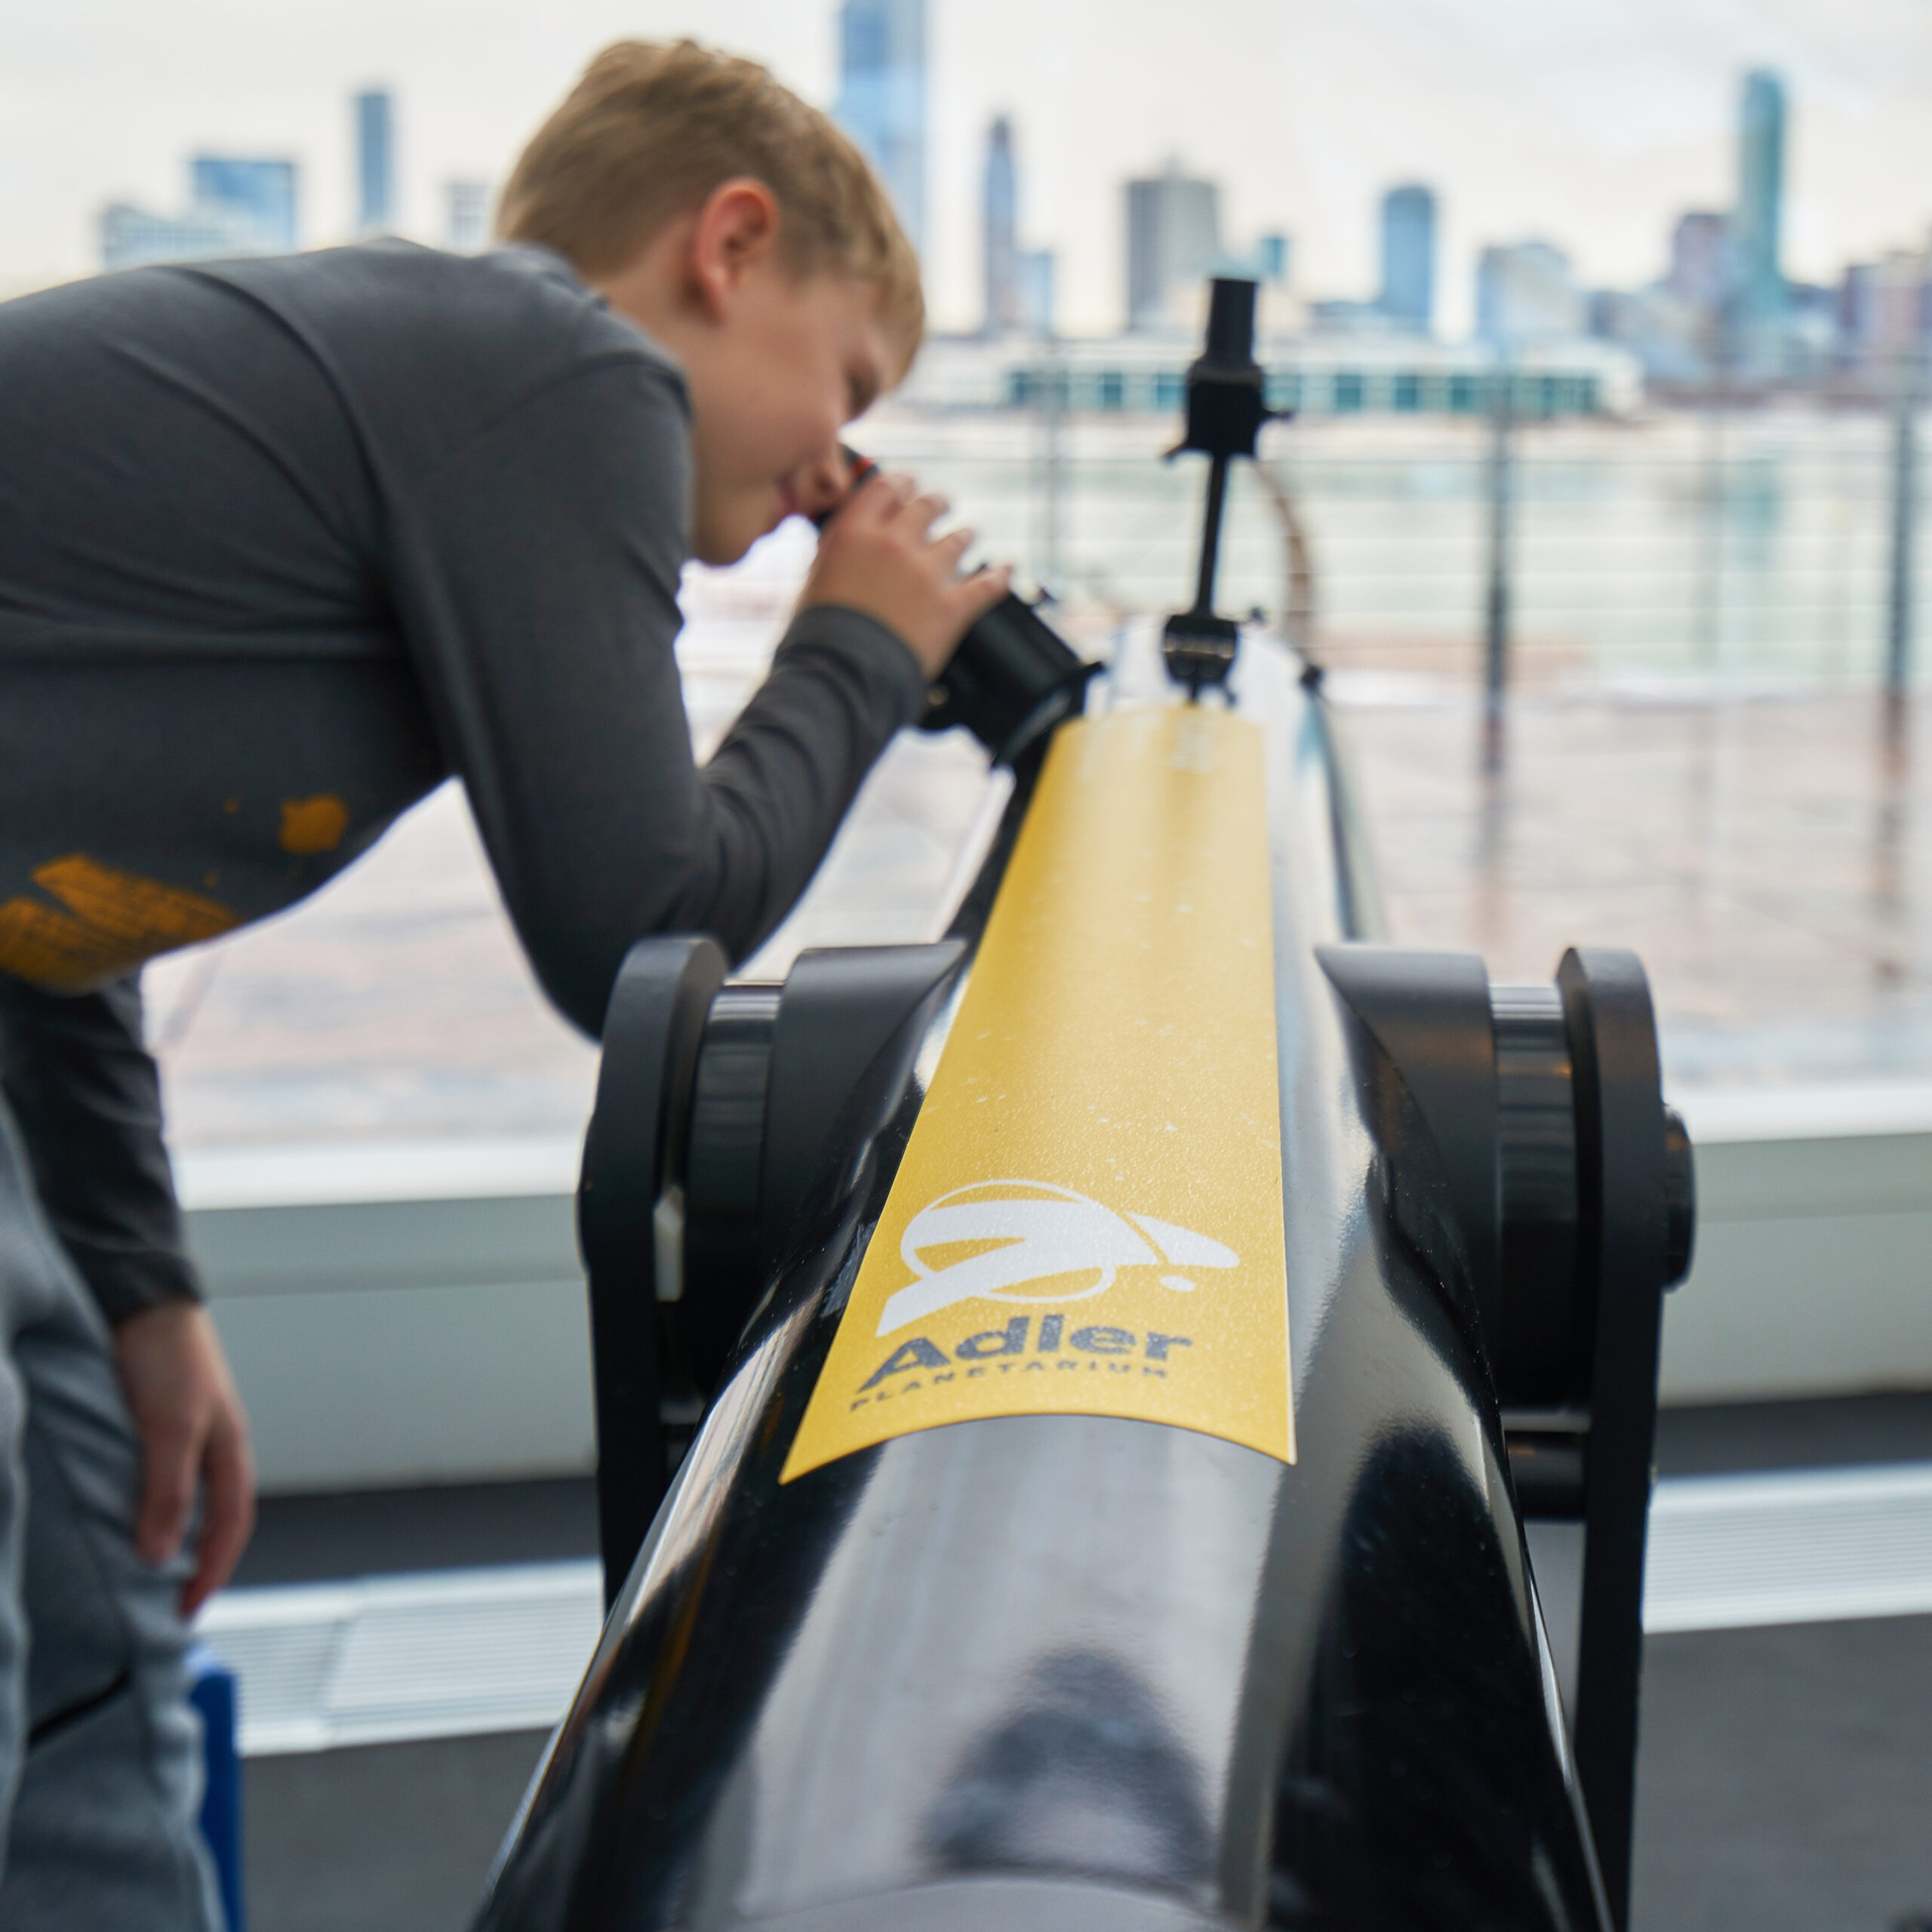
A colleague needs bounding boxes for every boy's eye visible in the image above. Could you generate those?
[846,365,879,420]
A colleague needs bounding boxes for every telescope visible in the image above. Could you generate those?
[478,279,1695,1932]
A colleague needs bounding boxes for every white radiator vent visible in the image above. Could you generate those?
[1644,1463,1932,1635]
[196,1561,602,1755]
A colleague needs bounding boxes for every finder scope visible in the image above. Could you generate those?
[1162,275,1278,695]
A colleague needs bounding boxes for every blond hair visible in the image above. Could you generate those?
[500,39,924,365]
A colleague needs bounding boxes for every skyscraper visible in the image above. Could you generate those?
[1476,241,1583,345]
[1019,249,1057,336]
[1840,262,1884,362]
[190,156,298,252]
[100,205,258,272]
[1125,162,1220,332]
[1669,211,1731,315]
[356,88,395,238]
[835,0,926,257]
[445,182,492,254]
[1378,185,1435,333]
[983,116,1020,335]
[1734,69,1785,321]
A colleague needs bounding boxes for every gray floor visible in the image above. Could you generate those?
[238,1399,1932,1931]
[1632,1395,1932,1932]
[246,1730,546,1932]
[1634,1617,1932,1932]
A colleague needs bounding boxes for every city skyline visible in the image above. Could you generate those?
[5,0,1931,337]
[69,58,1922,383]
[74,77,1930,378]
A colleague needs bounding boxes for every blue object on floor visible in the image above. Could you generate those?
[188,1642,245,1932]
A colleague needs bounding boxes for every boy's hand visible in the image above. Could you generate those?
[112,1300,257,1617]
[800,471,1011,678]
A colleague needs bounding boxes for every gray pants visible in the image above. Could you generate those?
[0,1094,223,1927]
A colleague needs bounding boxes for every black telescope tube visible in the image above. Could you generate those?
[482,644,1623,1932]
[811,448,1093,765]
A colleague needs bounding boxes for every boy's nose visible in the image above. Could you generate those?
[793,448,854,522]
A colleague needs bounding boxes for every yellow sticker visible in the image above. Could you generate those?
[780,705,1293,1482]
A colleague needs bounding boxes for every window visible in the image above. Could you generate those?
[1334,371,1364,412]
[1393,371,1421,411]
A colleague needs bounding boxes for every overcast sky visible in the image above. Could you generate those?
[2,0,1928,334]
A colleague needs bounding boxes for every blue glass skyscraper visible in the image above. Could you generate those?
[1379,184,1435,334]
[356,88,395,238]
[835,0,926,256]
[1735,69,1785,323]
[190,157,298,252]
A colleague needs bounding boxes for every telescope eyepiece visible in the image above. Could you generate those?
[818,447,1092,763]
[811,445,880,530]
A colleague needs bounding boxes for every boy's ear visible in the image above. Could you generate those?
[688,177,782,317]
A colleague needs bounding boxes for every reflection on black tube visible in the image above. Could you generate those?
[926,1651,1211,1893]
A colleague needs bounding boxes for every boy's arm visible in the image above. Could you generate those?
[0,973,254,1613]
[400,356,932,1036]
[0,973,200,1321]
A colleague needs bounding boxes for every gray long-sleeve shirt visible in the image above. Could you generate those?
[0,239,928,1321]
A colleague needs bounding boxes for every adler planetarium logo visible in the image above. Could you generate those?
[877,1179,1238,1334]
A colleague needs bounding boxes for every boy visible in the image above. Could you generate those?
[0,38,1004,1926]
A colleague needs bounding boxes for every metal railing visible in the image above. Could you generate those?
[860,399,1927,699]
